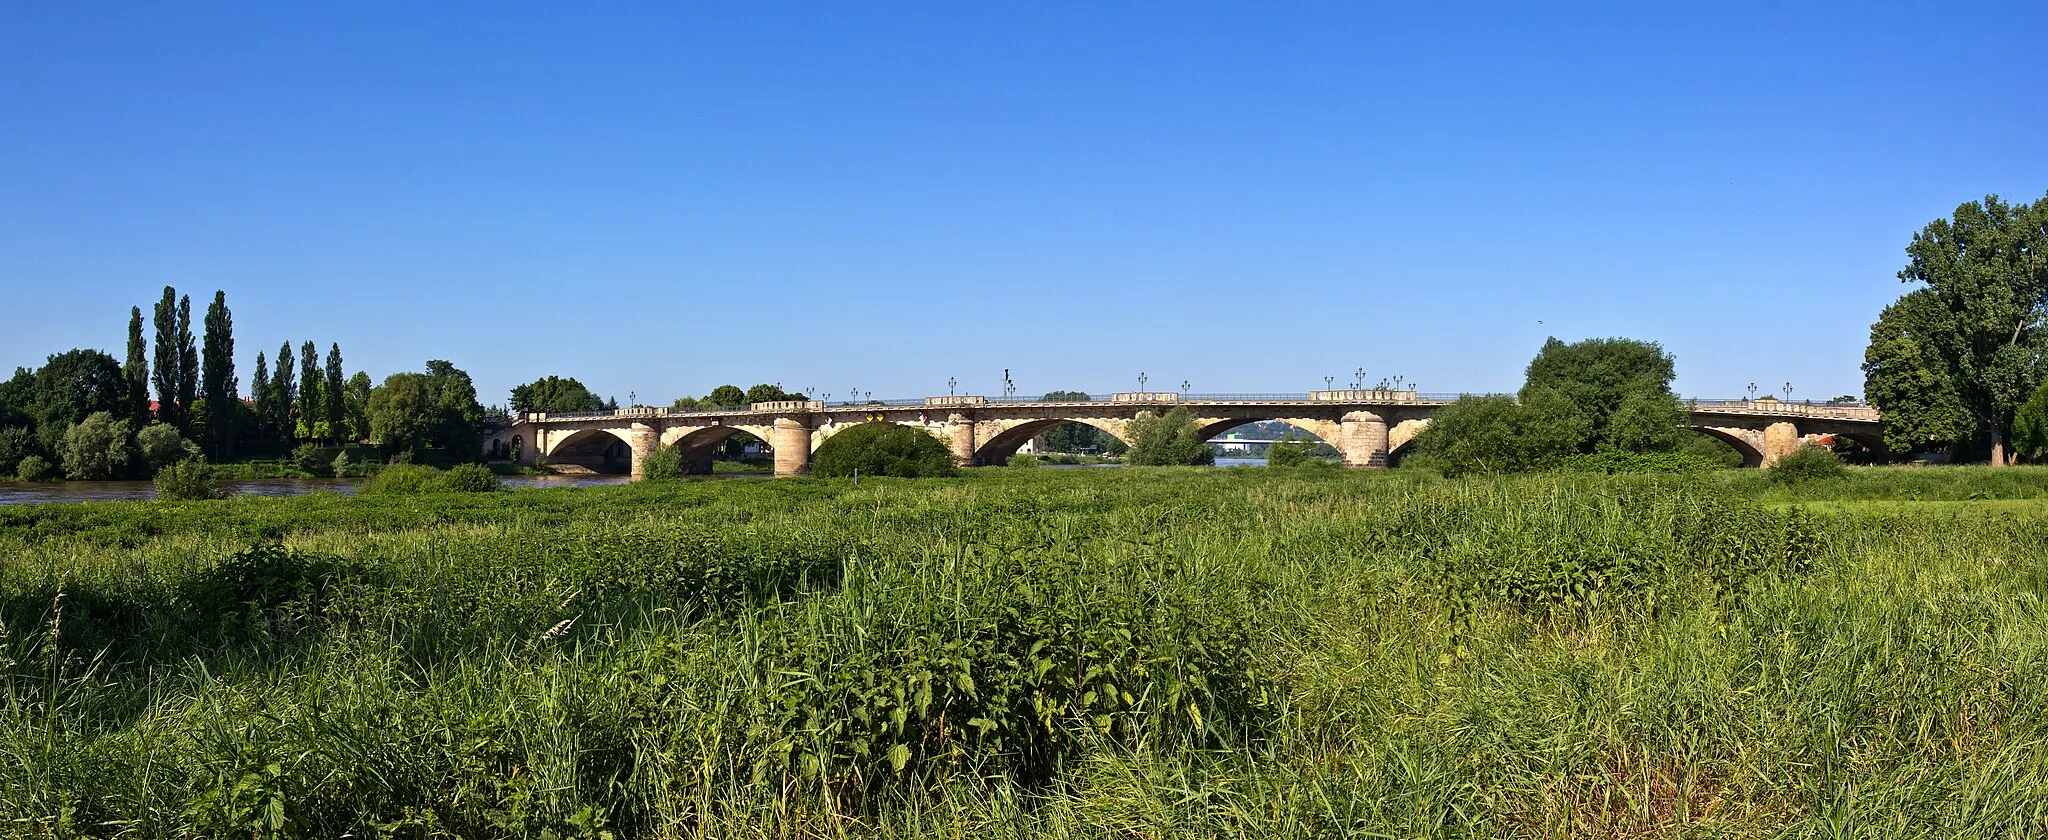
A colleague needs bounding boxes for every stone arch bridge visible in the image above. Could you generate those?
[491,391,1883,478]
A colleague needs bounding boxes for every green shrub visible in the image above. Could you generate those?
[437,463,501,492]
[639,446,684,482]
[15,454,53,482]
[153,460,222,501]
[61,411,136,479]
[1125,407,1215,466]
[1006,453,1044,467]
[1266,436,1321,467]
[293,443,330,475]
[136,421,202,473]
[331,451,354,478]
[812,423,958,477]
[358,463,441,495]
[1770,445,1846,483]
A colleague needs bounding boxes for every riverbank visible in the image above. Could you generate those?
[4,467,2045,835]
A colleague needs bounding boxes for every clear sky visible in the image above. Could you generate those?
[4,2,2044,406]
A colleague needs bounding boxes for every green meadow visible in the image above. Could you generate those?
[4,467,2046,838]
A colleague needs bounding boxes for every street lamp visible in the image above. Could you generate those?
[1354,367,1365,390]
[1324,375,1334,390]
[1783,382,1794,401]
[1748,382,1758,401]
[1138,372,1148,392]
[948,376,957,396]
[1181,379,1190,395]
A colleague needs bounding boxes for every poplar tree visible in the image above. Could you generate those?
[150,287,182,430]
[272,342,296,438]
[201,291,237,458]
[298,340,321,442]
[175,295,197,436]
[324,343,345,444]
[252,352,271,440]
[124,306,149,428]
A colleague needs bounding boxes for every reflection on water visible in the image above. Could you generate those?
[0,474,633,506]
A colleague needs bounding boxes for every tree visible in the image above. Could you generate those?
[706,384,748,407]
[124,306,150,428]
[135,421,202,473]
[424,360,486,458]
[324,343,344,443]
[2013,380,2048,462]
[1864,288,1975,454]
[176,296,197,436]
[29,349,128,460]
[150,287,187,431]
[343,372,371,443]
[1266,432,1320,467]
[368,372,432,454]
[200,291,237,458]
[1521,337,1680,452]
[61,411,135,479]
[745,383,803,403]
[251,352,271,440]
[272,340,296,436]
[509,375,605,414]
[1883,193,2048,465]
[1124,406,1215,466]
[812,423,958,477]
[298,340,323,442]
[1408,392,1588,476]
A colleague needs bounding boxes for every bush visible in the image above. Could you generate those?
[1409,394,1586,477]
[640,446,684,482]
[153,460,222,501]
[1769,445,1846,483]
[438,463,501,492]
[1266,435,1321,467]
[15,454,53,482]
[135,422,202,473]
[330,451,353,478]
[358,463,441,495]
[293,443,330,475]
[1006,453,1044,468]
[61,411,136,480]
[812,423,958,478]
[1125,407,1215,466]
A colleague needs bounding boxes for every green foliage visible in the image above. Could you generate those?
[27,348,129,458]
[639,446,684,482]
[439,463,502,492]
[706,384,748,407]
[509,375,605,415]
[60,411,134,480]
[1885,192,2048,462]
[357,463,441,495]
[153,460,222,501]
[123,306,149,429]
[745,383,804,403]
[201,291,237,458]
[330,451,353,478]
[0,426,37,477]
[1680,430,1746,468]
[812,423,959,477]
[1522,336,1683,452]
[1769,445,1847,483]
[14,454,52,482]
[1409,394,1582,476]
[1265,434,1320,467]
[369,361,486,458]
[151,286,195,433]
[1866,288,1978,454]
[1124,406,1214,466]
[291,443,328,475]
[135,421,202,473]
[2013,379,2048,463]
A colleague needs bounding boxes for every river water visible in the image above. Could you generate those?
[0,460,1271,506]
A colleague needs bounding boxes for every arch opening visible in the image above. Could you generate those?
[668,426,774,475]
[548,429,633,474]
[1203,420,1338,466]
[1691,426,1766,468]
[978,418,1129,466]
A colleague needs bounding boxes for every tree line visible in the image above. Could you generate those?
[0,288,490,481]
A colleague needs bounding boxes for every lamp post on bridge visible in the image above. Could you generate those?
[948,376,956,396]
[1354,368,1365,390]
[1181,380,1190,396]
[1325,375,1334,391]
[1783,382,1794,401]
[1748,382,1758,401]
[1138,372,1147,393]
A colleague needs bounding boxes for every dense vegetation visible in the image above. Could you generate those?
[4,467,2046,836]
[811,422,958,477]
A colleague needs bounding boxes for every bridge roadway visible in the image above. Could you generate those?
[489,390,1884,478]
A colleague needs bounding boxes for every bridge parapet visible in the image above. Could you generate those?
[1112,392,1182,403]
[752,400,824,413]
[925,395,987,408]
[1312,389,1418,402]
[1692,400,1879,421]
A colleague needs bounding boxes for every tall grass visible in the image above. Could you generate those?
[2,468,2046,836]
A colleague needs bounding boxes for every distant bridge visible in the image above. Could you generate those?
[490,391,1883,478]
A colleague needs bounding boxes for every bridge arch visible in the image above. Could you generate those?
[1195,418,1342,461]
[975,418,1131,465]
[1691,425,1767,468]
[663,424,776,474]
[546,428,635,474]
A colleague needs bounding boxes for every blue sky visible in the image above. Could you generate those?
[4,2,2044,406]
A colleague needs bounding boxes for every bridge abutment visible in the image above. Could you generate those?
[946,413,976,467]
[1762,421,1800,467]
[1340,411,1390,468]
[626,423,660,479]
